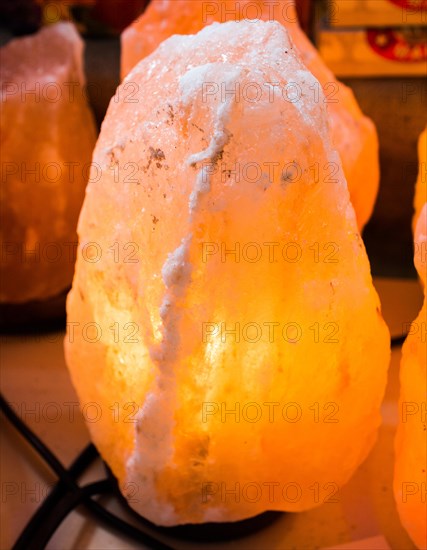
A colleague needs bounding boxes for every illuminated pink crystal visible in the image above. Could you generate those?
[66,20,389,526]
[0,22,97,303]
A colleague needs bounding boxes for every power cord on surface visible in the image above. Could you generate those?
[0,393,174,550]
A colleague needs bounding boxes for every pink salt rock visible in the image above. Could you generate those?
[394,212,427,548]
[413,126,426,233]
[0,22,97,303]
[66,21,390,526]
[121,0,379,230]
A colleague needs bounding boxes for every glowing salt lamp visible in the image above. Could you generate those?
[394,210,427,549]
[121,0,379,231]
[393,156,427,549]
[0,22,96,303]
[65,21,390,526]
[413,127,427,233]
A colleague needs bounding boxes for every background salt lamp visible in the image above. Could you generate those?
[413,127,426,233]
[394,134,427,549]
[394,204,427,550]
[0,22,97,304]
[35,0,151,36]
[121,0,379,231]
[65,21,390,526]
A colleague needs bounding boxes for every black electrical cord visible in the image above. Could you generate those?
[0,393,77,485]
[0,394,175,550]
[22,480,113,550]
[12,443,99,549]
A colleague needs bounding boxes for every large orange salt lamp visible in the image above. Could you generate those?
[413,127,426,233]
[0,22,97,303]
[394,178,426,547]
[65,21,390,526]
[121,0,379,231]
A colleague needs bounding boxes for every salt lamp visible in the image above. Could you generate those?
[121,0,380,231]
[393,207,426,547]
[413,127,426,233]
[65,21,390,526]
[0,22,97,303]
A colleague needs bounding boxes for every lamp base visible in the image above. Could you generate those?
[107,466,284,542]
[159,511,283,542]
[0,288,68,332]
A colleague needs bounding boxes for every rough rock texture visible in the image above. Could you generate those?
[121,0,379,230]
[413,127,426,233]
[0,22,97,303]
[394,216,427,546]
[66,21,390,526]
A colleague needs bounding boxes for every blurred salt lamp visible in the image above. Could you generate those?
[413,127,426,233]
[394,128,427,550]
[0,22,97,306]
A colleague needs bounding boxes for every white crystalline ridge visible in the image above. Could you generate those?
[184,66,239,212]
[130,60,244,524]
